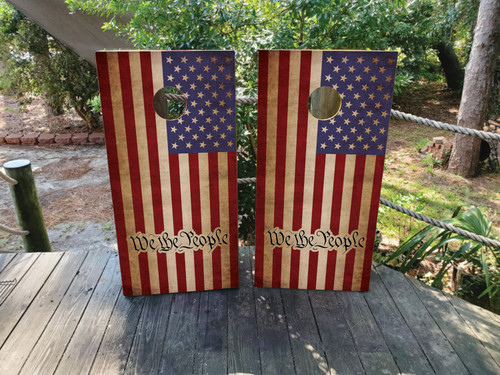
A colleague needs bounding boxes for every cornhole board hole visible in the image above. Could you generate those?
[96,50,239,296]
[255,50,397,291]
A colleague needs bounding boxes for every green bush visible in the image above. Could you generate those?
[0,2,100,128]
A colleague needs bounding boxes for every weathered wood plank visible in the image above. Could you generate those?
[193,292,210,375]
[0,252,59,347]
[366,268,436,374]
[446,293,500,367]
[1,248,499,375]
[281,289,329,374]
[124,293,173,374]
[227,246,261,375]
[309,291,365,374]
[408,276,500,374]
[254,286,295,374]
[0,253,16,273]
[21,251,112,375]
[0,253,23,305]
[337,291,400,375]
[54,253,121,375]
[376,265,468,375]
[158,292,201,374]
[0,251,87,374]
[194,291,228,374]
[90,294,146,375]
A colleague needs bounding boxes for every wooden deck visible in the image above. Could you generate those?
[0,247,499,375]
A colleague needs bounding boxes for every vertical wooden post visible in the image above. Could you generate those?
[3,159,51,252]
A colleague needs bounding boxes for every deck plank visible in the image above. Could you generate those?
[376,265,469,374]
[0,252,59,347]
[309,291,365,374]
[0,253,17,273]
[124,293,173,374]
[0,252,87,375]
[227,246,261,375]
[281,289,329,374]
[254,286,295,374]
[337,291,400,375]
[158,292,201,374]
[409,276,500,374]
[0,249,498,375]
[194,291,229,374]
[365,267,436,374]
[90,294,146,374]
[21,251,112,375]
[446,293,500,367]
[54,252,121,375]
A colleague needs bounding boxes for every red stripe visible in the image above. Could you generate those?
[254,50,269,287]
[208,152,222,290]
[307,153,326,289]
[272,51,290,288]
[343,155,366,290]
[189,153,205,291]
[168,153,187,292]
[227,152,239,288]
[96,52,133,296]
[325,154,346,290]
[140,51,169,293]
[361,155,385,290]
[290,50,312,289]
[118,52,151,295]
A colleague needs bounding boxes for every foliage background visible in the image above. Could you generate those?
[0,0,483,243]
[0,1,100,128]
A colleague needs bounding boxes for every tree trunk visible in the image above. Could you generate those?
[435,41,464,91]
[448,0,500,177]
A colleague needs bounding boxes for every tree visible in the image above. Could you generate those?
[448,0,500,177]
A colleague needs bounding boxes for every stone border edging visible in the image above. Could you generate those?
[0,132,105,146]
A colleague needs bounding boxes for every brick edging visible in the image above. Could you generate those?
[0,132,105,146]
[420,136,453,160]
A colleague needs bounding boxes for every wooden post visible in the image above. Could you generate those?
[3,159,51,252]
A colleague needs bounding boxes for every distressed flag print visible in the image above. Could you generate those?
[254,50,397,291]
[96,50,238,296]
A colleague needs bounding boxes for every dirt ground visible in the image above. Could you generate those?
[0,94,91,135]
[0,83,498,254]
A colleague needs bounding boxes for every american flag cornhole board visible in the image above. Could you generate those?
[255,50,397,290]
[96,51,238,296]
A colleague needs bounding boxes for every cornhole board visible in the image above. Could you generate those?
[96,50,238,296]
[255,50,397,290]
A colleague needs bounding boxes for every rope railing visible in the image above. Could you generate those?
[0,223,28,236]
[166,93,500,140]
[236,177,500,249]
[379,198,500,249]
[0,170,17,185]
[390,109,500,141]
